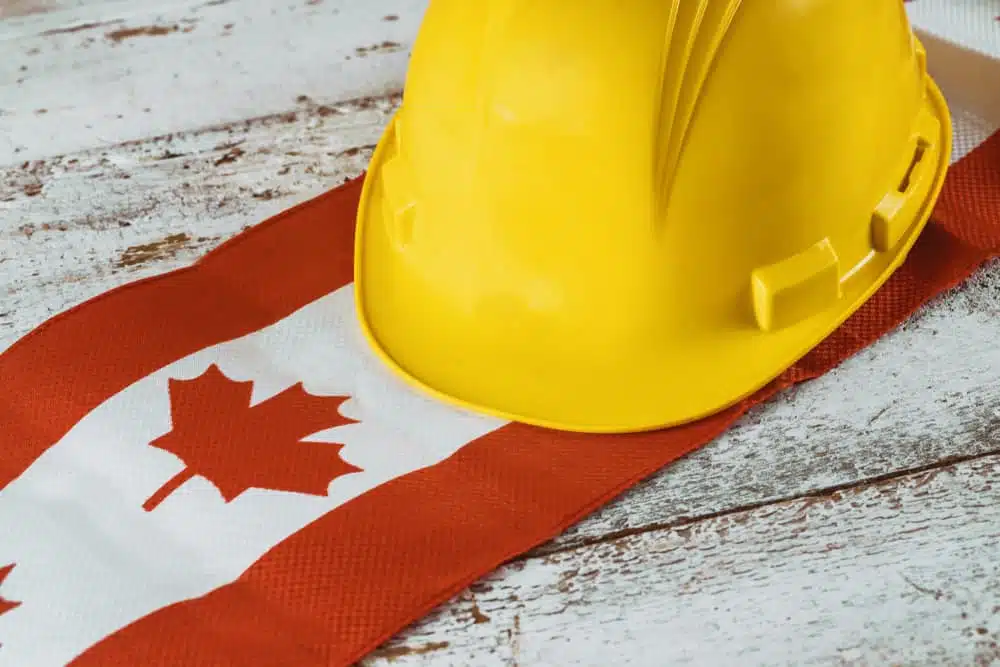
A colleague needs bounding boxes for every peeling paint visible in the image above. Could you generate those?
[105,24,184,44]
[40,20,122,36]
[115,233,193,268]
[369,641,450,662]
[353,41,404,57]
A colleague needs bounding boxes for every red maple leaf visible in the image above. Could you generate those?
[0,564,19,616]
[143,364,362,511]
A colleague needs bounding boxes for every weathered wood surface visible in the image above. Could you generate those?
[1,0,422,164]
[4,0,1000,664]
[366,453,1000,667]
[1,0,994,166]
[1,94,397,346]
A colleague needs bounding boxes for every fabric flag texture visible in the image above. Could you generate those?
[1,62,1000,667]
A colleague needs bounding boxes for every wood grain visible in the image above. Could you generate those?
[0,0,62,20]
[3,0,994,167]
[1,93,397,348]
[365,453,1000,666]
[0,0,425,165]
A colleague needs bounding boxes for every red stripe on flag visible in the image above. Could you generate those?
[61,131,1000,666]
[0,179,361,490]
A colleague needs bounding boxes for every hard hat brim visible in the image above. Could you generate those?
[353,78,952,434]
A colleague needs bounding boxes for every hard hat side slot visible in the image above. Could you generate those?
[750,239,842,333]
[870,103,940,254]
[896,140,927,194]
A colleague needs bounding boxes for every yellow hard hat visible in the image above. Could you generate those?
[354,0,952,433]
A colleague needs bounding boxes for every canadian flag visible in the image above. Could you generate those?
[0,282,503,666]
[0,124,998,665]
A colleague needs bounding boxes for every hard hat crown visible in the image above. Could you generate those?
[355,0,952,432]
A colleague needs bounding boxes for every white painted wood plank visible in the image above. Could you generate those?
[547,276,1000,553]
[0,93,397,344]
[2,100,999,558]
[0,0,83,20]
[366,453,1000,667]
[2,0,990,167]
[0,0,427,165]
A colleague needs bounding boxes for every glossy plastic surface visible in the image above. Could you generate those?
[354,0,953,433]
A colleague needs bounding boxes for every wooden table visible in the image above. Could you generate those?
[2,1,999,664]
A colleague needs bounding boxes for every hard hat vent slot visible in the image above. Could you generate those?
[897,139,928,194]
[871,132,934,253]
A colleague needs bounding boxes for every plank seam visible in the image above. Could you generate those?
[525,447,1000,559]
